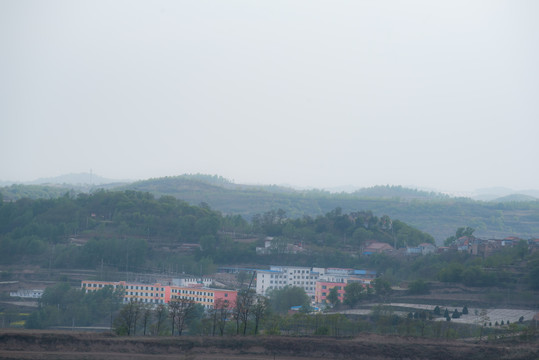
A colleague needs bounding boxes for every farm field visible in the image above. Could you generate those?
[0,330,538,360]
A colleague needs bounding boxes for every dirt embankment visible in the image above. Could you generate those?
[0,330,538,360]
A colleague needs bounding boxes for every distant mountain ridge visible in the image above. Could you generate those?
[115,175,539,243]
[491,194,538,203]
[471,187,539,201]
[30,172,127,185]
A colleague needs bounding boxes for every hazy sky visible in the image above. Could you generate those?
[1,1,538,192]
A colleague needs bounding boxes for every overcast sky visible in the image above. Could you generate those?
[1,0,538,192]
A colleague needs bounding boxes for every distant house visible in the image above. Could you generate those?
[178,243,202,253]
[470,239,498,257]
[362,241,394,256]
[453,236,474,252]
[10,289,44,299]
[406,243,435,255]
[406,246,422,255]
[418,243,436,255]
[256,237,304,255]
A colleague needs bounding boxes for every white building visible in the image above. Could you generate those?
[256,266,320,301]
[172,277,213,287]
[256,266,377,302]
[10,289,44,299]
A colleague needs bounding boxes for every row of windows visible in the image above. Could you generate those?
[171,289,213,296]
[171,295,214,303]
[85,283,111,288]
[127,292,165,297]
[321,292,344,297]
[84,283,165,292]
[126,285,164,291]
[321,285,343,290]
[124,297,165,304]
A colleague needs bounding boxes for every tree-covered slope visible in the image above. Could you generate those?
[0,190,434,271]
[3,174,539,243]
[117,176,539,243]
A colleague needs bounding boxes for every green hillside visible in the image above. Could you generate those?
[118,175,539,243]
[3,174,539,243]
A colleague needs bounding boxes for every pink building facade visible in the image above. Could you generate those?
[315,281,346,304]
[82,280,236,309]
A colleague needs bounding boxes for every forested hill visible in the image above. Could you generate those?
[117,175,539,243]
[2,174,539,243]
[0,190,433,271]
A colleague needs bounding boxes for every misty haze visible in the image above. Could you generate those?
[1,1,538,359]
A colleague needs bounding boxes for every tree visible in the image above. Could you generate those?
[408,280,429,295]
[268,286,310,314]
[217,299,231,336]
[114,299,141,336]
[372,277,391,298]
[140,303,152,335]
[343,282,366,307]
[234,289,256,335]
[462,305,468,315]
[529,260,539,290]
[444,227,475,246]
[153,304,168,335]
[168,300,180,335]
[210,300,221,336]
[251,296,269,335]
[327,287,340,307]
[169,298,196,336]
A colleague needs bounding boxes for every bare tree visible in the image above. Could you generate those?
[170,297,196,336]
[234,289,256,335]
[132,300,142,336]
[217,299,230,336]
[114,299,140,336]
[210,299,222,336]
[251,296,268,335]
[154,303,168,335]
[141,303,152,335]
[169,300,180,335]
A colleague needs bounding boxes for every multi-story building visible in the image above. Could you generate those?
[256,266,376,304]
[81,280,236,309]
[256,266,320,301]
[9,289,44,299]
[315,281,346,304]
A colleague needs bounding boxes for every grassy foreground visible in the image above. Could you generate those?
[0,330,538,360]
